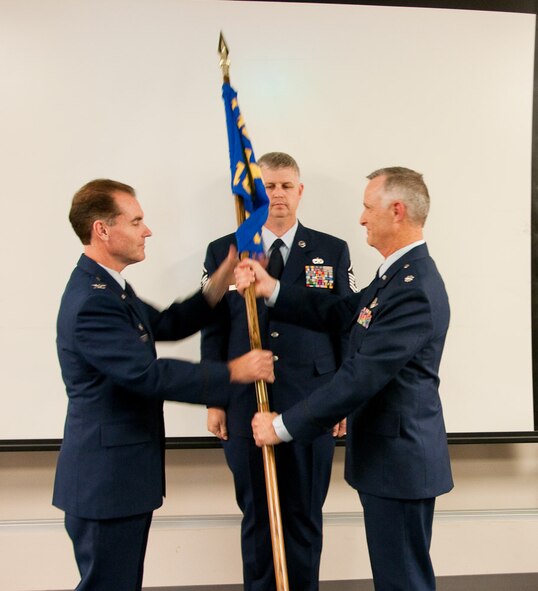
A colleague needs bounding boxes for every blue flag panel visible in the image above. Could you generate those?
[222,82,269,255]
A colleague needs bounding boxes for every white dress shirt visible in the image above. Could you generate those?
[98,263,126,290]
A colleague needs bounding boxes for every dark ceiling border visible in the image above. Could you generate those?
[231,0,536,15]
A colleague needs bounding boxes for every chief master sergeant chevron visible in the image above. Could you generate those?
[53,178,274,591]
[240,167,453,591]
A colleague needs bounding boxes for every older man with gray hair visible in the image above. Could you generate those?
[242,166,453,591]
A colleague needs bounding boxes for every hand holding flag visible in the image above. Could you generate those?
[218,34,289,591]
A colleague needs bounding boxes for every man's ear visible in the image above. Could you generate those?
[93,220,109,241]
[392,200,406,222]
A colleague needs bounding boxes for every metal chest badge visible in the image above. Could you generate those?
[357,306,373,329]
[137,322,149,343]
[305,265,334,289]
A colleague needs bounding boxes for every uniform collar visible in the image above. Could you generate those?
[378,240,426,278]
[77,254,125,296]
[375,242,429,290]
[97,263,125,289]
[262,221,299,256]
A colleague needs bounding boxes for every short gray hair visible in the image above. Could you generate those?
[258,152,300,178]
[367,166,430,226]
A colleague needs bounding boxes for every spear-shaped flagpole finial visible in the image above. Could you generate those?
[218,32,230,83]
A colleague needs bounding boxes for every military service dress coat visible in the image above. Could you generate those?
[202,223,356,435]
[275,242,453,500]
[201,223,356,591]
[53,254,231,520]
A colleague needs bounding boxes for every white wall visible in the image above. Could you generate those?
[1,444,537,590]
[1,0,536,439]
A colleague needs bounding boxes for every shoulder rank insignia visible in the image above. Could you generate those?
[305,265,334,289]
[348,264,359,293]
[404,275,415,283]
[201,266,209,289]
[91,283,107,289]
[357,306,372,328]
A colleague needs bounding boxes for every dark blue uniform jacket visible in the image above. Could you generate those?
[53,254,230,519]
[277,243,454,500]
[201,223,355,436]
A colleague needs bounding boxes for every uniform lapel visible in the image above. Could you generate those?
[358,273,383,309]
[77,255,155,348]
[355,243,430,318]
[123,282,155,347]
[280,223,314,286]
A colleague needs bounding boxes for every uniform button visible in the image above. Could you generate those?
[270,331,279,338]
[138,323,144,331]
[273,355,279,362]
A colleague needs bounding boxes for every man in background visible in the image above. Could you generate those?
[201,152,357,591]
[54,179,274,591]
[243,167,453,591]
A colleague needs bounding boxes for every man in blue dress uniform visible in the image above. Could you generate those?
[241,167,453,591]
[53,179,274,591]
[201,152,357,591]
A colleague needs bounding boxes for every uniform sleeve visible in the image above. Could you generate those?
[139,290,220,342]
[74,292,231,407]
[275,282,359,335]
[282,285,433,441]
[334,241,358,298]
[200,243,231,363]
[332,241,358,361]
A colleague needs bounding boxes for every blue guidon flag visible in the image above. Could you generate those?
[222,82,269,256]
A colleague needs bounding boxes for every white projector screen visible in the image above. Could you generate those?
[0,0,535,442]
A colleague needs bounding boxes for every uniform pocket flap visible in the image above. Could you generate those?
[314,354,337,376]
[100,421,152,447]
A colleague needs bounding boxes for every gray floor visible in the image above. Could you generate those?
[143,573,538,591]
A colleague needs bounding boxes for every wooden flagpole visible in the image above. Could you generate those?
[219,33,289,591]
